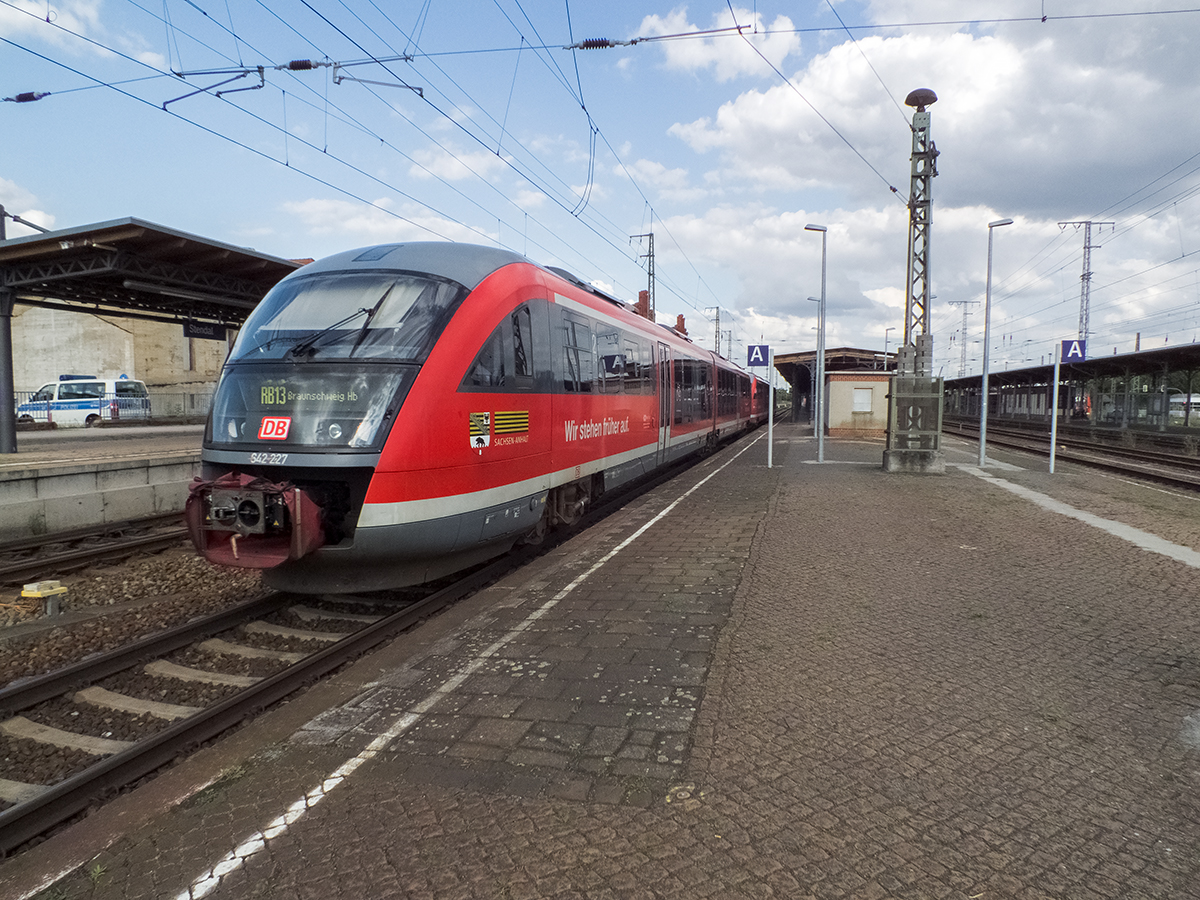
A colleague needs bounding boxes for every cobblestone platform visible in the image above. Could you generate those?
[5,424,1200,899]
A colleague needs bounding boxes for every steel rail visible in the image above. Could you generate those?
[948,422,1200,491]
[0,529,190,583]
[0,513,185,555]
[0,565,498,856]
[0,594,291,713]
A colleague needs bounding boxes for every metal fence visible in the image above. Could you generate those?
[13,391,213,425]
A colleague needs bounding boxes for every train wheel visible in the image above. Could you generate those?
[549,474,605,528]
[550,482,587,527]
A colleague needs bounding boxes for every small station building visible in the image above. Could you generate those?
[773,347,894,438]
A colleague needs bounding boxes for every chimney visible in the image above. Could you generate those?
[634,290,649,319]
[675,314,687,336]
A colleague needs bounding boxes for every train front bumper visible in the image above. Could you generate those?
[185,471,326,568]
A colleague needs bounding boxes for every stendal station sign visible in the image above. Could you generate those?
[184,320,228,341]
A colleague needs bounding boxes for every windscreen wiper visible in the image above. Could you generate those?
[287,307,371,358]
[347,283,395,358]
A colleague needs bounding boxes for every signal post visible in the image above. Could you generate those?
[883,88,946,474]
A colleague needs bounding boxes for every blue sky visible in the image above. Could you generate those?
[4,1,1200,375]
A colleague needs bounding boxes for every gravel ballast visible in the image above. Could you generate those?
[1,547,267,687]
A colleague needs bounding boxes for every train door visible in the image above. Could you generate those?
[657,342,671,465]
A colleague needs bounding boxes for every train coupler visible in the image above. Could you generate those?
[185,471,325,568]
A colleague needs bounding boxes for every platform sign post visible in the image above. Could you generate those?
[769,348,775,468]
[1050,342,1062,474]
[750,345,774,467]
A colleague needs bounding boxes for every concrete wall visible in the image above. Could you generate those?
[0,451,201,540]
[827,373,891,438]
[12,306,233,394]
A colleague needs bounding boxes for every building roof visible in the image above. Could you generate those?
[0,217,302,327]
[945,341,1200,388]
[773,346,892,389]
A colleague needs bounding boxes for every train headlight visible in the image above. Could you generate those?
[328,423,343,440]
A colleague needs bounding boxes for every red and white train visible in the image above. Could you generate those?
[186,242,768,592]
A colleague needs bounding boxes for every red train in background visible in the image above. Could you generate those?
[186,242,768,593]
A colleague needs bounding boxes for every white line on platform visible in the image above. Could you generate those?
[1093,471,1200,502]
[172,435,764,900]
[802,460,879,465]
[961,466,1200,569]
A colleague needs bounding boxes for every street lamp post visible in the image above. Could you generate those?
[979,217,1013,467]
[884,326,895,370]
[805,224,827,463]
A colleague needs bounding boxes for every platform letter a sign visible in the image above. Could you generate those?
[748,344,769,366]
[1062,339,1086,362]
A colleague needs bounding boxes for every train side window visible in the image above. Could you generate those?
[464,325,506,388]
[622,341,641,394]
[462,303,536,391]
[512,306,533,378]
[597,329,623,394]
[563,313,594,392]
[673,359,687,424]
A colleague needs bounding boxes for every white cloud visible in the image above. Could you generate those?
[1,0,159,67]
[0,179,54,236]
[622,159,689,190]
[0,0,102,44]
[515,189,547,209]
[667,25,1200,218]
[617,158,708,203]
[409,145,509,182]
[635,6,802,82]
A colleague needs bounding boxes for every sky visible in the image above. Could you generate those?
[3,0,1200,377]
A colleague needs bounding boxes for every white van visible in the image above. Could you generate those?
[17,375,151,427]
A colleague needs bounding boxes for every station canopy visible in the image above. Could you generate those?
[0,217,302,327]
[944,342,1200,389]
[774,346,892,391]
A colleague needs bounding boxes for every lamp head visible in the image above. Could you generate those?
[804,224,826,233]
[905,88,937,111]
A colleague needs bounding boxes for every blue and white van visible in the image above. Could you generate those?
[16,375,151,427]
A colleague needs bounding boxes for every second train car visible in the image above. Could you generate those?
[186,242,767,592]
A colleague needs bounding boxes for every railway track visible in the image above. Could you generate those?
[0,436,734,856]
[0,577,501,857]
[0,514,189,585]
[945,420,1200,491]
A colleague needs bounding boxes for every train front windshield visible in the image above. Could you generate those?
[209,270,469,451]
[229,271,468,363]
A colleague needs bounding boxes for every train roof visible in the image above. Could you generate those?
[291,243,752,373]
[293,242,530,291]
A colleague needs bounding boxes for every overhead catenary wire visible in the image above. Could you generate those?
[721,3,907,207]
[2,0,700,338]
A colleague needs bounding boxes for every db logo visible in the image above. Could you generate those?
[258,416,291,440]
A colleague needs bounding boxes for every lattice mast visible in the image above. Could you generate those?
[705,306,721,353]
[901,89,940,377]
[631,231,655,320]
[1057,220,1113,341]
[947,300,978,378]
